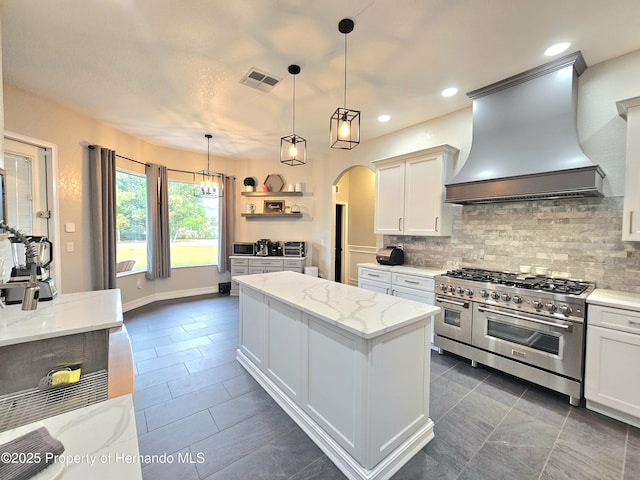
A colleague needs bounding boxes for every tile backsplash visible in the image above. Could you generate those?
[385,196,640,292]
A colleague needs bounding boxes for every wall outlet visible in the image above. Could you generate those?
[136,278,143,290]
[66,242,74,252]
[397,243,403,249]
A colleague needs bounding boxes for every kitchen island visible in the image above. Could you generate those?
[235,271,440,480]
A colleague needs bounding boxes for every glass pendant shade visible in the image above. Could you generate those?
[194,134,224,198]
[281,64,306,166]
[330,18,360,150]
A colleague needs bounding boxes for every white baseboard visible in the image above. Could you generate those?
[121,286,220,312]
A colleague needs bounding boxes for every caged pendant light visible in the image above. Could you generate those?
[280,64,307,166]
[193,134,224,198]
[330,17,360,149]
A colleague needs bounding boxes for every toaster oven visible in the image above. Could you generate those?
[283,241,306,257]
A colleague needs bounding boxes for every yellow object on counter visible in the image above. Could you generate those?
[50,366,81,386]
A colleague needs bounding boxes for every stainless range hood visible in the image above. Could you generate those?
[445,51,605,204]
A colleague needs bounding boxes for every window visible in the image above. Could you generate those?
[168,178,219,267]
[115,168,147,273]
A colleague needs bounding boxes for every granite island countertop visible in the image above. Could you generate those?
[235,270,440,339]
[0,289,123,347]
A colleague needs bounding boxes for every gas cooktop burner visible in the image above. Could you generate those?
[443,268,592,296]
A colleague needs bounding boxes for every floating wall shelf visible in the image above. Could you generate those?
[241,213,303,218]
[241,191,303,197]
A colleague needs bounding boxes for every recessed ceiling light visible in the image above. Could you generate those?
[378,114,391,122]
[441,87,458,97]
[544,42,571,57]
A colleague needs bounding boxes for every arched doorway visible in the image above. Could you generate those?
[332,166,378,285]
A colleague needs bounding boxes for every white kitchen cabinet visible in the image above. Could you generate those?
[230,256,306,295]
[372,145,458,236]
[585,295,640,428]
[617,96,640,241]
[358,264,442,345]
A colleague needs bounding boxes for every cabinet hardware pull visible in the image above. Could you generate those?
[629,320,640,326]
[631,211,634,234]
[478,306,572,331]
[435,216,439,232]
[398,217,402,231]
[368,273,380,277]
[404,280,420,285]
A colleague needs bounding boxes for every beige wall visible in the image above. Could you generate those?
[2,48,640,299]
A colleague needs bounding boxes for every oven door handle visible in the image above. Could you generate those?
[478,306,572,331]
[436,297,469,309]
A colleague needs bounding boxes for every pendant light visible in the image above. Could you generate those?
[193,134,224,198]
[330,17,360,150]
[280,64,307,166]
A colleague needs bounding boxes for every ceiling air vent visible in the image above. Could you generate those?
[240,67,281,92]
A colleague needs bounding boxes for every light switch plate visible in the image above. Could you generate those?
[65,223,76,233]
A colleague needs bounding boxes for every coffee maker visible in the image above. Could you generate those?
[256,239,270,257]
[5,235,57,304]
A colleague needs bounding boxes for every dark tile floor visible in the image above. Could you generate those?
[125,294,640,480]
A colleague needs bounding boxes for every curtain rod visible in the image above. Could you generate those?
[89,145,235,178]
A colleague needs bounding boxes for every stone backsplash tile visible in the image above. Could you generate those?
[385,196,640,292]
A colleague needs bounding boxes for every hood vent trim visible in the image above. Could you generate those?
[445,51,605,205]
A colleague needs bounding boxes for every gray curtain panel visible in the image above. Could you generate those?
[218,175,236,273]
[89,145,117,290]
[146,163,171,279]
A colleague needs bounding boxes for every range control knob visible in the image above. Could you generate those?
[465,288,474,297]
[546,303,557,313]
[490,291,500,300]
[532,300,543,310]
[512,295,523,304]
[448,285,455,293]
[501,293,511,302]
[456,287,465,294]
[480,289,489,298]
[560,305,572,316]
[439,283,447,291]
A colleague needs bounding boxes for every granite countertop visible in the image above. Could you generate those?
[0,394,141,479]
[229,255,306,259]
[0,289,123,347]
[358,262,447,278]
[587,288,640,312]
[235,271,440,339]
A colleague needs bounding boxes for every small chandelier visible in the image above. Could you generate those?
[330,18,360,150]
[280,64,307,166]
[193,134,224,198]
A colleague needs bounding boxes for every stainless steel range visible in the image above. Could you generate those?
[433,268,596,405]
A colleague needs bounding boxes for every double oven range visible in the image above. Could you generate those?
[434,268,595,405]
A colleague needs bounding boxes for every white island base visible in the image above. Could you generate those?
[235,271,439,480]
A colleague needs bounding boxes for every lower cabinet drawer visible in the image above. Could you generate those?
[231,267,248,276]
[392,273,434,292]
[231,258,249,266]
[284,259,305,269]
[250,259,284,268]
[358,268,391,283]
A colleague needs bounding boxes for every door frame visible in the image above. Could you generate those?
[3,131,62,292]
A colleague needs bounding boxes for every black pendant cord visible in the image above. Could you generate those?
[292,73,296,136]
[343,33,348,109]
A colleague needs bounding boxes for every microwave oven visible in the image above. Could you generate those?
[283,241,306,257]
[232,242,256,256]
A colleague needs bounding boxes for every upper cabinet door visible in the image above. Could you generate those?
[373,145,458,237]
[619,97,640,241]
[374,161,405,234]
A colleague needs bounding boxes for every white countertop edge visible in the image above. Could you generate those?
[236,272,439,339]
[587,288,640,312]
[0,289,123,347]
[357,262,447,278]
[229,255,307,259]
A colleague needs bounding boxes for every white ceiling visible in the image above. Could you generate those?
[2,0,640,161]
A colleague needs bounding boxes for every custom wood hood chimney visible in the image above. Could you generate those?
[445,51,605,204]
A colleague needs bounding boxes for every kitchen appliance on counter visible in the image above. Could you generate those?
[376,246,404,266]
[434,268,595,405]
[283,241,306,257]
[268,241,283,256]
[256,239,271,256]
[4,235,57,304]
[233,242,257,256]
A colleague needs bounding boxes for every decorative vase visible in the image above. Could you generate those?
[245,185,254,192]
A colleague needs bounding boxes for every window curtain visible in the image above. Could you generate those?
[146,163,171,279]
[218,175,236,273]
[89,145,117,290]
